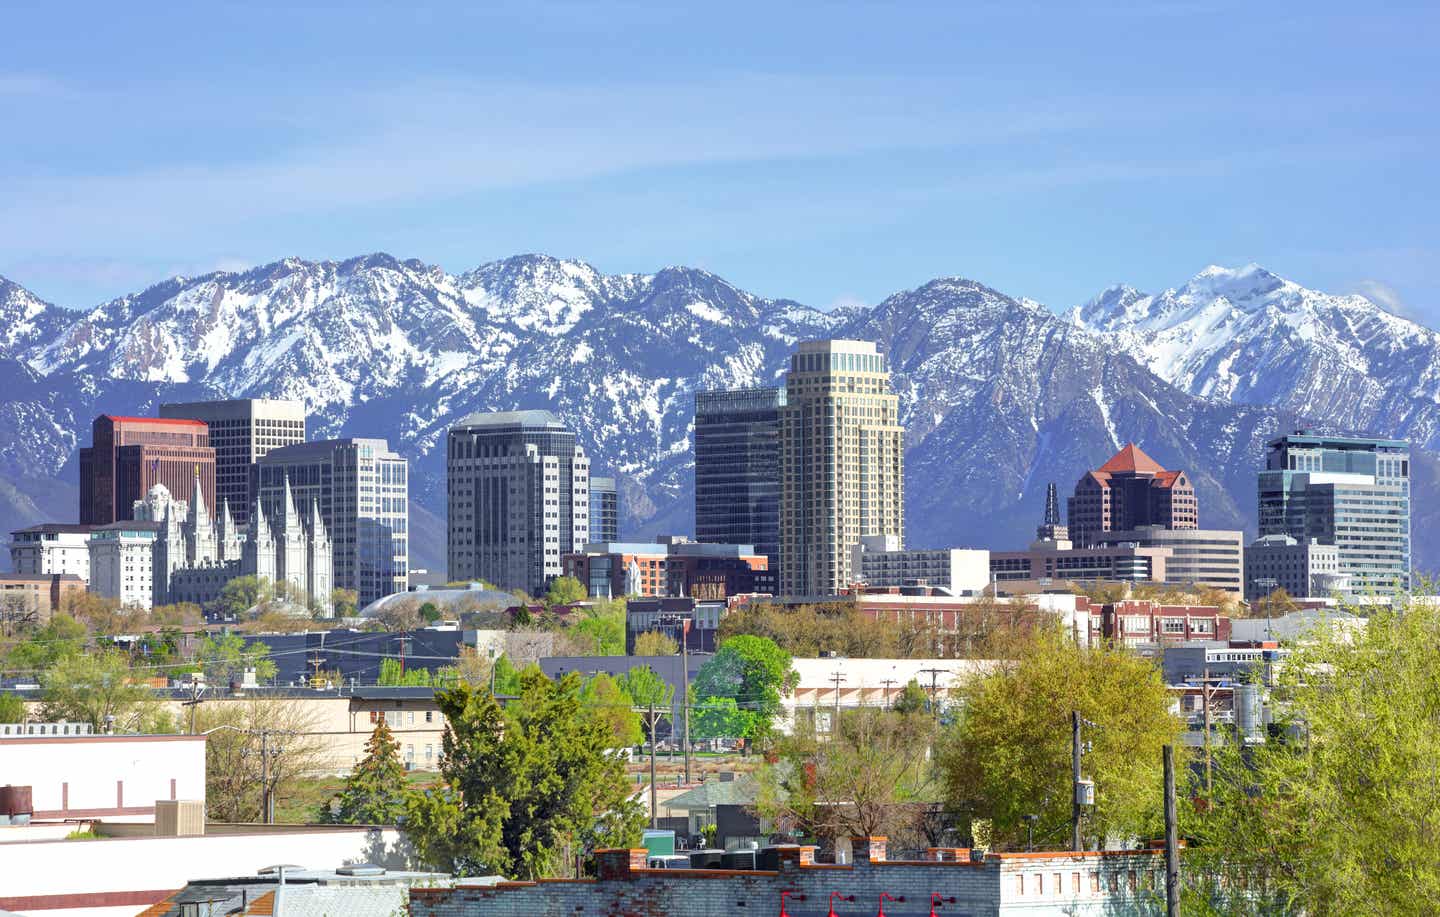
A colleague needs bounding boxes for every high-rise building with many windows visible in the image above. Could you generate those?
[1067,443,1197,548]
[1258,432,1411,594]
[78,415,216,526]
[779,340,904,596]
[254,438,408,608]
[446,411,589,596]
[159,398,306,529]
[694,387,784,575]
[588,476,619,545]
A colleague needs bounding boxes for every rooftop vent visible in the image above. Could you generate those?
[336,864,386,876]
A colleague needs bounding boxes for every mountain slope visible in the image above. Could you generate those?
[1071,264,1440,450]
[1,257,1433,574]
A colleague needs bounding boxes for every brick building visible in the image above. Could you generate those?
[0,572,85,624]
[409,838,1171,916]
[564,537,772,600]
[1100,600,1231,647]
[78,415,216,526]
[1068,443,1196,548]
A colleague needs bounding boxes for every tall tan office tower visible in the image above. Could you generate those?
[779,339,904,596]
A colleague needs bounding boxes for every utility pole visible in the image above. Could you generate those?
[1201,667,1213,796]
[260,729,271,825]
[1163,744,1180,917]
[682,618,692,785]
[918,668,947,719]
[879,678,897,709]
[635,701,665,829]
[182,682,206,735]
[397,634,411,678]
[829,670,847,735]
[1071,711,1083,851]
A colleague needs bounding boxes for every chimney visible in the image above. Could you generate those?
[850,836,887,864]
[595,848,648,880]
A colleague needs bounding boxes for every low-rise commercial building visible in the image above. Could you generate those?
[1245,534,1345,600]
[786,657,990,732]
[1099,600,1231,648]
[410,839,1172,917]
[626,597,723,654]
[0,730,205,822]
[852,535,990,595]
[565,537,772,600]
[0,572,85,623]
[1095,526,1245,598]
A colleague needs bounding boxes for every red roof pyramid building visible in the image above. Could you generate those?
[1068,443,1197,547]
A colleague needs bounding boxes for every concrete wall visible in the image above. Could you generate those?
[0,825,412,917]
[0,735,205,821]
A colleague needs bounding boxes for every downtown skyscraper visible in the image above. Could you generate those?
[694,386,784,576]
[779,340,904,596]
[446,410,589,597]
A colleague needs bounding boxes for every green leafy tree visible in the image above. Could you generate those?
[544,575,587,606]
[566,598,625,655]
[891,678,929,714]
[1182,597,1440,913]
[935,626,1183,849]
[491,654,522,695]
[580,672,642,747]
[323,720,408,824]
[197,633,277,684]
[693,635,797,741]
[691,694,747,740]
[38,650,171,732]
[218,575,271,618]
[758,706,938,843]
[618,665,674,709]
[0,692,26,722]
[419,601,441,624]
[378,657,434,686]
[330,588,359,618]
[3,614,88,675]
[632,630,679,656]
[405,671,645,878]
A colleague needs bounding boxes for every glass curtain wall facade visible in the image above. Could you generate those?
[1258,433,1411,594]
[160,398,306,528]
[447,411,589,596]
[694,387,784,577]
[779,340,904,596]
[254,438,409,607]
[588,476,619,545]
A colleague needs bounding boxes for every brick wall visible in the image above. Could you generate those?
[409,838,1168,916]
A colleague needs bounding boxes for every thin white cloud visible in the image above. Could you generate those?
[1350,279,1418,320]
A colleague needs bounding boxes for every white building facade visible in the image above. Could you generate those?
[8,523,94,584]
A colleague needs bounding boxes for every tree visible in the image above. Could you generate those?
[330,588,359,618]
[195,698,328,822]
[374,597,423,633]
[935,626,1183,850]
[618,665,674,709]
[1249,586,1299,621]
[0,692,26,722]
[692,635,797,741]
[38,650,171,732]
[891,678,929,714]
[758,707,938,844]
[150,603,202,628]
[632,630,679,656]
[62,592,138,635]
[544,575,587,607]
[580,672,642,747]
[405,671,645,878]
[419,601,442,624]
[568,598,625,655]
[691,694,747,740]
[322,720,408,824]
[491,654,522,695]
[197,633,277,685]
[218,575,271,619]
[378,657,433,686]
[3,614,87,675]
[1181,597,1440,912]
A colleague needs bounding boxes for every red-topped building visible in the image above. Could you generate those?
[1067,443,1197,548]
[78,415,216,525]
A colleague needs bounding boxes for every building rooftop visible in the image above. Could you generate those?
[259,438,397,461]
[0,573,84,583]
[101,415,208,427]
[451,409,569,430]
[8,522,95,536]
[1097,442,1167,474]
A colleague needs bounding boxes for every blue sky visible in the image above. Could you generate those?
[2,1,1436,322]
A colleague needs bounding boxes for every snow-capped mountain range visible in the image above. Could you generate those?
[0,255,1434,573]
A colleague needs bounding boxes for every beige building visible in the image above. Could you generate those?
[162,687,451,773]
[780,340,905,596]
[1096,525,1246,598]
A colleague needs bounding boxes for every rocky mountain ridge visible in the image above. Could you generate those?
[1,255,1433,573]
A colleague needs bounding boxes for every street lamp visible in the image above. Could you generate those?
[877,892,905,916]
[930,894,957,917]
[1022,813,1039,851]
[828,891,856,916]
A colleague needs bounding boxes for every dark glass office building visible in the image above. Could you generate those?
[589,476,619,544]
[1258,432,1411,595]
[694,387,784,578]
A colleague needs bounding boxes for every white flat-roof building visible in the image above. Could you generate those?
[784,657,995,733]
[8,524,94,585]
[853,535,990,595]
[86,522,159,609]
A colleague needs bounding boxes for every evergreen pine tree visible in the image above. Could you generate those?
[326,719,408,824]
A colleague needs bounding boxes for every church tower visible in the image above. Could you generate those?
[275,472,308,602]
[306,498,334,616]
[246,498,277,586]
[216,498,243,563]
[184,466,217,566]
